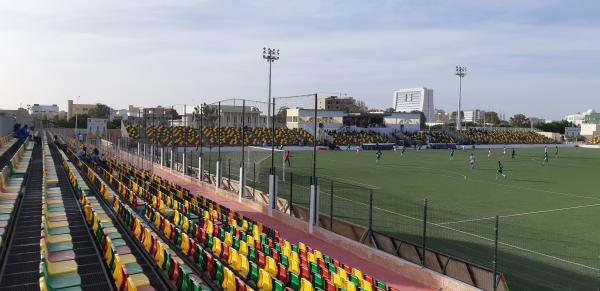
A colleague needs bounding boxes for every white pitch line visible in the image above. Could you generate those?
[331,193,600,272]
[438,203,600,225]
[317,173,380,190]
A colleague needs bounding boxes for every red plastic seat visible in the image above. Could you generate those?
[257,252,266,268]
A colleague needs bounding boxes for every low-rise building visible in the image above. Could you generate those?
[317,96,357,112]
[462,109,485,123]
[563,109,595,127]
[30,104,60,117]
[67,99,97,118]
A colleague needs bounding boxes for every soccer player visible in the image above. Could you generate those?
[347,143,351,151]
[449,148,455,160]
[496,161,506,179]
[487,148,492,160]
[376,149,382,163]
[284,150,291,167]
[555,146,559,158]
[401,146,406,156]
[544,145,548,154]
[469,153,476,169]
[543,151,549,166]
[503,146,507,157]
[511,148,516,159]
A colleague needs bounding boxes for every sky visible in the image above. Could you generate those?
[0,0,599,120]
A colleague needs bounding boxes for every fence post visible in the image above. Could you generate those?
[253,162,256,199]
[422,198,428,266]
[368,189,373,233]
[289,172,293,216]
[208,155,212,180]
[330,181,334,231]
[228,158,231,186]
[493,215,499,291]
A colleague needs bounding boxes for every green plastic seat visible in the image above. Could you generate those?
[280,254,289,268]
[289,272,300,291]
[124,263,144,275]
[40,260,82,290]
[47,241,74,253]
[248,262,259,283]
[48,226,71,236]
[313,273,324,289]
[214,260,224,285]
[274,279,285,291]
[248,247,256,262]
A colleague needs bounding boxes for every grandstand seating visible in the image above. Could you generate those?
[326,130,393,145]
[591,135,600,145]
[457,129,554,144]
[39,142,83,290]
[408,131,456,144]
[126,124,314,146]
[63,144,210,291]
[0,135,18,158]
[84,145,396,291]
[0,140,31,249]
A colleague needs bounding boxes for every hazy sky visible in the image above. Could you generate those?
[1,0,599,119]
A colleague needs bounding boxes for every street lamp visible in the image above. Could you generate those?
[455,66,467,131]
[263,47,280,128]
[75,96,80,137]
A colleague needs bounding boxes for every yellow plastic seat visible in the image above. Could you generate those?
[127,273,151,291]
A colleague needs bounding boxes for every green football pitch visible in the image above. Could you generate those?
[197,146,600,290]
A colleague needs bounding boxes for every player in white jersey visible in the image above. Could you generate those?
[469,153,476,169]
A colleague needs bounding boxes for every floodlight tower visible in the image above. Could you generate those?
[455,66,467,130]
[263,47,280,128]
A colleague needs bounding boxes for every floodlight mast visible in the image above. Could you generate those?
[263,47,280,128]
[455,66,467,130]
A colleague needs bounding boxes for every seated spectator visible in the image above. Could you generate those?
[76,146,88,161]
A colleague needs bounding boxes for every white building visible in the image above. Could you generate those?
[30,104,60,117]
[285,108,422,134]
[580,123,599,138]
[285,108,344,133]
[564,109,595,127]
[383,112,421,133]
[462,109,485,123]
[392,87,434,122]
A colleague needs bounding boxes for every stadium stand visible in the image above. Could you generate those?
[591,135,600,145]
[408,131,456,144]
[126,124,314,146]
[457,129,554,144]
[70,135,399,291]
[326,130,393,145]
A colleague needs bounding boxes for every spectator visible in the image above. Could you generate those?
[76,146,87,161]
[16,124,29,139]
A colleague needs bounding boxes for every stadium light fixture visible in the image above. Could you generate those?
[455,66,467,131]
[263,47,280,128]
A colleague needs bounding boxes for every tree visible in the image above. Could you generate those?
[509,114,529,127]
[274,106,289,125]
[450,111,464,122]
[346,101,368,113]
[107,118,122,129]
[410,110,427,129]
[535,120,573,133]
[484,111,501,125]
[384,107,395,113]
[88,103,112,119]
